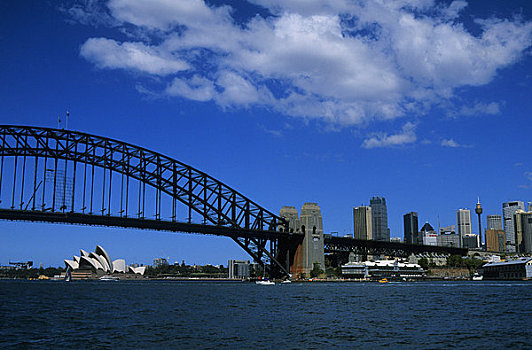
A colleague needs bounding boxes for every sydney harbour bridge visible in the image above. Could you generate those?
[0,125,466,277]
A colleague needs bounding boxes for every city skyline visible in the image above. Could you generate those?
[0,0,531,266]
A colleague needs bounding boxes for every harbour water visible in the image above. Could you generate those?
[1,280,530,349]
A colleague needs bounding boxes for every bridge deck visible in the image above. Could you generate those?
[0,209,302,241]
[324,234,468,256]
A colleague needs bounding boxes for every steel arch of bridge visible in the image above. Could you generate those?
[0,125,299,277]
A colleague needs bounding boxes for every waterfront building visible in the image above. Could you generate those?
[64,245,146,280]
[354,206,373,240]
[228,260,250,279]
[487,215,503,230]
[153,257,169,268]
[462,234,479,249]
[439,225,456,235]
[341,260,424,280]
[370,196,390,241]
[437,233,460,248]
[482,257,532,280]
[300,202,325,273]
[485,229,506,252]
[279,206,301,233]
[457,209,472,248]
[514,211,532,254]
[403,212,419,245]
[503,201,525,253]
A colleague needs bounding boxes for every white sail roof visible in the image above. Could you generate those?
[112,259,126,273]
[95,245,113,271]
[64,259,79,270]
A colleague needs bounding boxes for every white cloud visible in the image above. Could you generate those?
[76,0,532,125]
[459,102,501,116]
[166,75,215,101]
[362,122,417,149]
[441,138,459,147]
[441,138,472,148]
[80,38,189,75]
[214,71,263,107]
[446,101,502,118]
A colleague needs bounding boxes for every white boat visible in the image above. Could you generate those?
[472,273,483,281]
[99,275,120,281]
[256,280,275,285]
[280,280,292,284]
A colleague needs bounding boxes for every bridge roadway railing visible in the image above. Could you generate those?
[0,125,301,277]
[323,234,468,257]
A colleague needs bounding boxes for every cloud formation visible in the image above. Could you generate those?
[447,101,502,118]
[441,138,471,148]
[77,0,532,127]
[362,122,417,149]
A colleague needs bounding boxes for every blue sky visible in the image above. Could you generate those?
[0,0,531,267]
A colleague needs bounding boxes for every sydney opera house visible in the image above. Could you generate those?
[64,245,146,280]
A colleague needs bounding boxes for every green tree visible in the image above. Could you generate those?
[418,257,429,270]
[310,262,324,278]
[446,255,463,267]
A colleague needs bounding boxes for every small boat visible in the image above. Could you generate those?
[280,280,292,284]
[256,279,275,285]
[378,278,388,283]
[472,273,483,281]
[99,275,120,281]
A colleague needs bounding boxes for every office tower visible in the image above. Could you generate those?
[485,229,506,252]
[370,196,390,241]
[420,222,437,246]
[502,201,525,252]
[486,215,503,230]
[300,203,325,272]
[403,212,419,245]
[475,198,483,248]
[280,206,301,233]
[514,210,532,254]
[354,206,372,240]
[462,234,479,249]
[457,209,472,248]
[437,234,460,248]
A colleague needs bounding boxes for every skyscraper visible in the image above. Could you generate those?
[485,229,506,252]
[280,206,301,233]
[403,212,419,245]
[420,222,437,246]
[514,210,532,254]
[300,202,325,273]
[369,196,390,241]
[354,206,372,240]
[502,201,525,252]
[486,215,503,230]
[457,209,472,248]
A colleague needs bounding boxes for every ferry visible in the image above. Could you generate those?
[99,276,120,281]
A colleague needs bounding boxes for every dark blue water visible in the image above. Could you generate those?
[1,280,530,349]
